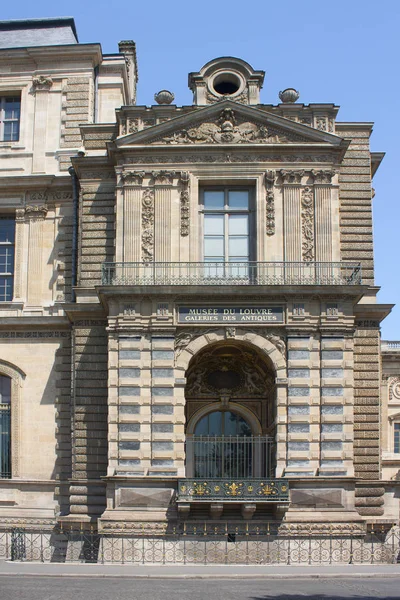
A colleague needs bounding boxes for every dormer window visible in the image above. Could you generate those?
[211,72,242,96]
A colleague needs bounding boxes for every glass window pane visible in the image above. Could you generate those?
[229,214,248,235]
[204,237,224,257]
[0,277,12,301]
[0,376,11,404]
[208,411,222,435]
[229,236,248,257]
[5,98,20,119]
[195,416,208,435]
[229,191,248,209]
[204,214,224,235]
[204,191,224,209]
[0,220,14,244]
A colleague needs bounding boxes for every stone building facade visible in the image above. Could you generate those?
[0,17,398,536]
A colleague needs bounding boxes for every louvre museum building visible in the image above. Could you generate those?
[0,17,400,560]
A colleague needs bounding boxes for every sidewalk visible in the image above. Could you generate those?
[0,561,400,579]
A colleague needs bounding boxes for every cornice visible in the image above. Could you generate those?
[0,174,70,191]
[0,43,103,66]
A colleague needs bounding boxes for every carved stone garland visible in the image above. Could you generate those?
[265,170,276,236]
[141,188,155,262]
[301,186,314,261]
[179,171,190,236]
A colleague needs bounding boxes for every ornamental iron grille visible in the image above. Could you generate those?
[1,523,400,564]
[177,477,287,502]
[102,261,362,287]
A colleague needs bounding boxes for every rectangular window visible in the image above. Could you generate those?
[0,96,20,142]
[201,188,253,277]
[394,423,400,454]
[0,218,15,302]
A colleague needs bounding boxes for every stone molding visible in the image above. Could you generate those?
[0,359,26,478]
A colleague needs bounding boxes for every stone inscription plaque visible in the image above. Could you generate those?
[178,306,284,324]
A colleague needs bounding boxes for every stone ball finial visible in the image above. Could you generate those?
[154,90,175,105]
[279,88,300,103]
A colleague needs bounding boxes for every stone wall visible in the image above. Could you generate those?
[54,333,72,515]
[337,125,374,285]
[78,177,116,288]
[353,325,381,480]
[70,320,108,516]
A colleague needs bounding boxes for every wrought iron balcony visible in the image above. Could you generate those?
[101,261,362,287]
[177,479,289,502]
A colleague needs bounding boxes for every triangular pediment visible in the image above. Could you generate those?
[115,100,344,148]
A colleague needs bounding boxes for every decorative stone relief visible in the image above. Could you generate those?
[225,327,236,339]
[24,205,48,219]
[141,188,155,262]
[152,108,309,145]
[311,169,336,184]
[129,153,333,164]
[246,329,286,355]
[206,90,248,105]
[119,118,127,136]
[316,117,327,131]
[389,377,400,401]
[179,171,190,236]
[127,119,139,134]
[32,75,53,92]
[120,171,145,186]
[174,328,217,360]
[151,170,175,185]
[301,186,314,261]
[280,169,304,184]
[265,170,276,236]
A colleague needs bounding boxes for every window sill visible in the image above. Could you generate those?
[0,142,25,150]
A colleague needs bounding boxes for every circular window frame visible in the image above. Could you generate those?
[209,70,245,98]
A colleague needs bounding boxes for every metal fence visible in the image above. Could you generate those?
[0,403,11,478]
[101,261,362,287]
[1,523,399,565]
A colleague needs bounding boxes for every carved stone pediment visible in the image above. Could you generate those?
[114,100,345,149]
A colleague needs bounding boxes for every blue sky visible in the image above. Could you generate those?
[3,0,400,337]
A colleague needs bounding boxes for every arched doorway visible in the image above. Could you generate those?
[185,341,276,479]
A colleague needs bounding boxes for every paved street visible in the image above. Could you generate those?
[1,575,400,600]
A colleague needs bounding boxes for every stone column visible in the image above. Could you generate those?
[31,76,53,174]
[152,171,174,264]
[13,208,27,302]
[118,171,145,263]
[25,203,48,306]
[312,170,336,263]
[281,170,304,262]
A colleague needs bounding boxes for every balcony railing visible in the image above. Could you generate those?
[381,341,400,352]
[177,479,289,502]
[186,435,275,479]
[101,261,362,287]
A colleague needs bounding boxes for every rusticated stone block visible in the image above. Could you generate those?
[355,487,385,497]
[355,497,384,507]
[356,507,384,516]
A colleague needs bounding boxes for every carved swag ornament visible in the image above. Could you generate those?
[141,188,155,262]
